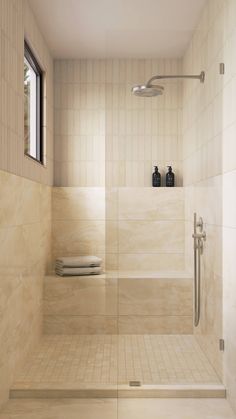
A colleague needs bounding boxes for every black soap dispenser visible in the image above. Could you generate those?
[166,166,175,187]
[152,166,161,187]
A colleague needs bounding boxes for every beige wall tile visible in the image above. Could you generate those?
[118,399,236,419]
[52,187,105,220]
[0,2,54,408]
[5,0,236,411]
[118,188,184,220]
[51,186,185,272]
[118,220,184,254]
[118,315,193,334]
[1,399,236,419]
[105,254,119,270]
[44,315,118,334]
[0,171,52,408]
[106,221,118,254]
[105,188,118,220]
[0,399,118,419]
[52,220,105,258]
[118,253,185,271]
[54,59,182,187]
[44,276,117,316]
[119,278,192,316]
[0,0,54,186]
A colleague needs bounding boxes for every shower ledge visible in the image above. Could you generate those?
[110,270,192,279]
[45,270,193,280]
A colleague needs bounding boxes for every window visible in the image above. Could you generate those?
[24,41,43,163]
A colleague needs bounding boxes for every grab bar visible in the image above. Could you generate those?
[192,213,206,327]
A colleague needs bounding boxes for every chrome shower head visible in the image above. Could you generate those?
[131,71,205,97]
[132,84,164,97]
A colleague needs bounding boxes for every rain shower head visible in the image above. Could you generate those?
[131,71,205,98]
[132,84,164,97]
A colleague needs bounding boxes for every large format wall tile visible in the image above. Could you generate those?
[52,187,185,272]
[43,272,193,335]
[105,188,118,220]
[51,187,106,271]
[0,399,118,419]
[0,171,52,408]
[52,220,105,257]
[118,253,184,271]
[119,220,184,253]
[44,276,117,316]
[0,172,41,227]
[118,188,184,220]
[106,221,118,254]
[44,315,118,334]
[118,315,192,334]
[53,187,105,220]
[119,278,192,316]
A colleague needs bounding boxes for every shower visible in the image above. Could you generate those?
[131,70,205,97]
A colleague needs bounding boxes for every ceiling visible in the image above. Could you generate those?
[29,0,207,59]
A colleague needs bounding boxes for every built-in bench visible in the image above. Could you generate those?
[43,271,193,334]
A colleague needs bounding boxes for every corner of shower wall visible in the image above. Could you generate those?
[0,0,54,409]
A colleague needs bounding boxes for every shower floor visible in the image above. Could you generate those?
[10,335,224,398]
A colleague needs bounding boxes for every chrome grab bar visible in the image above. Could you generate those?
[192,213,206,327]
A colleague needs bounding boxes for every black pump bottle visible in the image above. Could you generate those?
[152,166,161,187]
[166,166,175,187]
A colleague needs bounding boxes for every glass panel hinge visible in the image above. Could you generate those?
[219,339,225,351]
[219,63,225,75]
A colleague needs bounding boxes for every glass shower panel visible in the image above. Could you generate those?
[102,59,224,415]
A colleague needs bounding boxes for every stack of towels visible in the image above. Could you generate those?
[55,256,102,277]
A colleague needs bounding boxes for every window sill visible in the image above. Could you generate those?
[24,153,46,168]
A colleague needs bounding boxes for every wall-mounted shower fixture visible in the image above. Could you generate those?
[192,213,206,327]
[131,71,205,97]
[219,63,225,75]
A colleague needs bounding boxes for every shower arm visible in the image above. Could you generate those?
[146,71,205,87]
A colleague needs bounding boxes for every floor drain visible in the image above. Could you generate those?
[129,381,141,387]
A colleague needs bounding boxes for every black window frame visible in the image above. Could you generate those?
[24,40,44,164]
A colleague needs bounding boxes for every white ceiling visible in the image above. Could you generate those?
[29,0,207,59]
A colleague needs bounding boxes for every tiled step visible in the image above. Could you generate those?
[10,383,226,399]
[10,335,224,399]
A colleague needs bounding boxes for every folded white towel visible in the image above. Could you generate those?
[55,266,102,277]
[55,256,102,268]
